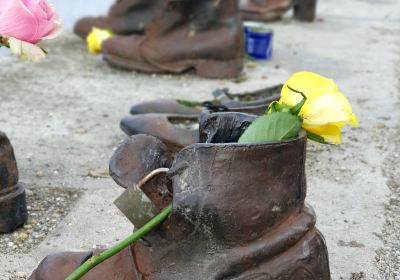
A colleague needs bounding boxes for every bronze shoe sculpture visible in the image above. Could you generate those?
[0,131,28,233]
[102,0,244,79]
[120,114,199,151]
[30,112,331,279]
[121,85,281,150]
[240,0,317,22]
[74,0,164,39]
[130,84,282,116]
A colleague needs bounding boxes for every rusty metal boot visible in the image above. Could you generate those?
[30,113,331,279]
[0,131,27,233]
[117,112,330,278]
[74,0,164,39]
[240,0,317,22]
[102,0,244,79]
[126,130,331,279]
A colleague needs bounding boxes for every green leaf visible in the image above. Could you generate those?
[306,131,328,144]
[238,112,302,144]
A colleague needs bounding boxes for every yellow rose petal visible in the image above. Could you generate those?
[278,71,359,144]
[300,90,356,127]
[281,71,339,106]
[86,27,113,55]
[304,124,342,145]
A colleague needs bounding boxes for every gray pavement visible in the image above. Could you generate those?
[0,0,399,279]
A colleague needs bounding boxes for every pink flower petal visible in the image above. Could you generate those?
[0,0,60,44]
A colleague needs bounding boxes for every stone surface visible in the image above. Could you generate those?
[0,0,399,279]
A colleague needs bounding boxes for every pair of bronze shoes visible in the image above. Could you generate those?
[75,0,317,39]
[75,0,317,78]
[31,111,331,279]
[120,84,283,150]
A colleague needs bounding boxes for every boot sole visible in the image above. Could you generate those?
[104,53,243,79]
[0,183,28,233]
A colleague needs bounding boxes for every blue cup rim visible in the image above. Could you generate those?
[244,21,274,34]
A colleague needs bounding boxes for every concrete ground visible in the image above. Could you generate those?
[0,0,399,279]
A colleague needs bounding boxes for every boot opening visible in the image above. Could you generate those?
[167,116,199,130]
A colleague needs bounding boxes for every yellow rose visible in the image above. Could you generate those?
[86,27,113,54]
[280,71,359,144]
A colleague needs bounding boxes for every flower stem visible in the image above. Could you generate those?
[65,204,173,280]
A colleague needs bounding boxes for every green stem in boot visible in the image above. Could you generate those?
[66,204,173,280]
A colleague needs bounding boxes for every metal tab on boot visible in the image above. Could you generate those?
[114,168,169,227]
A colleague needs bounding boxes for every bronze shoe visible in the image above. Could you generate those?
[121,85,281,150]
[74,0,164,39]
[30,112,330,279]
[120,114,199,151]
[125,116,331,279]
[102,0,244,79]
[0,131,27,233]
[130,84,282,116]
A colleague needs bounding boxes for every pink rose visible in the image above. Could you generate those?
[0,0,61,44]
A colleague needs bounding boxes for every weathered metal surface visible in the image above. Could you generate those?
[110,135,173,226]
[199,111,257,143]
[30,112,331,279]
[0,131,27,233]
[128,129,330,279]
[0,183,28,233]
[120,114,199,151]
[0,131,18,189]
[109,134,173,190]
[129,84,282,116]
[102,0,244,78]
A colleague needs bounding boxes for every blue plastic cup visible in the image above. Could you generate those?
[244,22,274,60]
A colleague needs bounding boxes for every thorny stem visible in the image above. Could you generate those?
[65,204,173,280]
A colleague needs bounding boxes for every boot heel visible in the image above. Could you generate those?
[196,59,243,79]
[294,0,317,22]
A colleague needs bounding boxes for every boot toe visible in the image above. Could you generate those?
[120,115,148,136]
[30,251,92,280]
[30,248,140,280]
[102,35,158,72]
[102,35,141,58]
[120,114,198,149]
